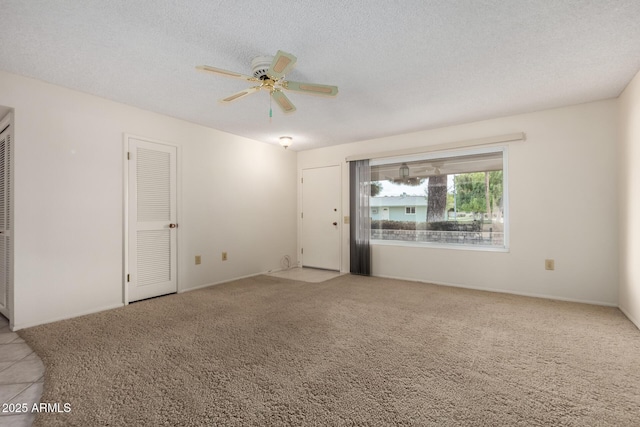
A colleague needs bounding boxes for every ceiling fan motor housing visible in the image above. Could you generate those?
[251,56,274,80]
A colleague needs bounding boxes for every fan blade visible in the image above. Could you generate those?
[271,90,296,113]
[284,80,338,96]
[196,65,257,81]
[219,86,260,103]
[267,50,297,80]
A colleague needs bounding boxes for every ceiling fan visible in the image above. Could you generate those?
[196,50,338,114]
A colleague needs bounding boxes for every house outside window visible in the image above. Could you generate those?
[369,147,508,251]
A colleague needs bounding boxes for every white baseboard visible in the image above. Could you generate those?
[373,274,618,307]
[12,303,125,331]
[179,271,266,293]
[619,305,640,330]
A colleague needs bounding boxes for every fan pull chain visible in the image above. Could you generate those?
[269,94,273,123]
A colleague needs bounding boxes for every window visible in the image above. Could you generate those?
[369,147,508,250]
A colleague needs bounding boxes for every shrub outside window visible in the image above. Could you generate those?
[369,147,508,250]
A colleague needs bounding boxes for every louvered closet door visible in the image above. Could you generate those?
[128,138,177,302]
[0,124,10,317]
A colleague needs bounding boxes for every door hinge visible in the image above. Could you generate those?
[301,177,303,184]
[301,248,304,254]
[301,212,303,219]
[127,274,130,282]
[127,152,131,160]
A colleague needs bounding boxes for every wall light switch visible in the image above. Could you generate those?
[222,252,228,261]
[195,255,201,265]
[344,216,350,224]
[545,259,555,271]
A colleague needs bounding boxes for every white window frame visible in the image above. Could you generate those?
[405,206,416,215]
[370,146,509,252]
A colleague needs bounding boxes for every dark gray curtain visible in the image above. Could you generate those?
[349,160,371,275]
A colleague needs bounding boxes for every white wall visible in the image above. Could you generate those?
[0,71,297,330]
[619,69,640,328]
[298,100,619,305]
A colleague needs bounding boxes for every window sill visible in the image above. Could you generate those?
[371,239,509,253]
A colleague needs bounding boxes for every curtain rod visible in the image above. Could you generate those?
[345,132,525,162]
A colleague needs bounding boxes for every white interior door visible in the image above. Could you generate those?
[0,117,12,318]
[127,137,178,302]
[301,166,341,271]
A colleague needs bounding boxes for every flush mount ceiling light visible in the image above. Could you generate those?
[279,136,293,149]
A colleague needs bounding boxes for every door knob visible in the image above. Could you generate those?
[169,223,178,228]
[332,222,338,226]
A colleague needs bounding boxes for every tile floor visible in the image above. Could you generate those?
[267,267,344,283]
[0,315,43,427]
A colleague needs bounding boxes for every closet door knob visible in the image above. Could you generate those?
[169,223,178,228]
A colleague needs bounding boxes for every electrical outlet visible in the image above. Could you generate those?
[222,252,228,261]
[545,259,555,271]
[195,255,201,265]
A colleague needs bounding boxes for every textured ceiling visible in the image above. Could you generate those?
[1,1,640,151]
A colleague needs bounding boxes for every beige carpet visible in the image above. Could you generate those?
[19,274,640,426]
